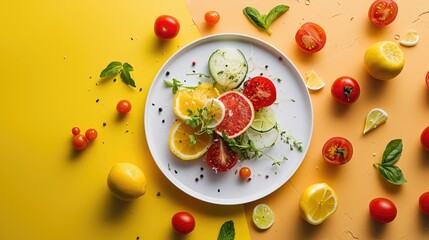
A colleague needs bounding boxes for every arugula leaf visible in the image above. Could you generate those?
[217,220,235,240]
[243,4,289,35]
[374,139,407,185]
[99,61,136,87]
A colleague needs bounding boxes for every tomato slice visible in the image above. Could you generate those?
[322,137,353,165]
[295,22,326,54]
[205,136,238,172]
[242,76,277,111]
[368,0,398,27]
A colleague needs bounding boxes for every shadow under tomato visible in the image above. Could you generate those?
[368,214,388,238]
[419,147,429,169]
[418,207,429,233]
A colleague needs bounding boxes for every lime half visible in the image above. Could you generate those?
[251,107,277,132]
[252,204,274,230]
[363,108,388,134]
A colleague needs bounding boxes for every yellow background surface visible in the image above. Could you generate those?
[188,0,429,239]
[0,0,250,239]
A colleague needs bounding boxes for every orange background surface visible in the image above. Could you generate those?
[1,0,429,239]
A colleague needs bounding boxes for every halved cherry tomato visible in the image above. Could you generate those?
[154,15,180,40]
[205,136,238,172]
[368,0,398,27]
[369,197,397,223]
[419,192,429,216]
[420,126,429,152]
[425,71,429,89]
[239,167,251,179]
[331,76,360,105]
[295,22,327,54]
[204,11,220,26]
[242,76,277,111]
[171,212,195,234]
[322,137,353,165]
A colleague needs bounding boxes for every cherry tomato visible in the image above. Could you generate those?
[239,167,251,179]
[331,76,360,105]
[171,212,195,234]
[206,137,238,172]
[295,22,327,54]
[425,71,429,89]
[204,11,220,26]
[154,15,180,40]
[71,127,80,136]
[368,0,398,27]
[369,197,397,223]
[116,99,132,114]
[420,126,429,152]
[72,134,88,150]
[322,137,353,165]
[85,128,98,141]
[242,76,277,111]
[419,192,429,216]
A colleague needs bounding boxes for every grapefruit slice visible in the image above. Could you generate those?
[215,91,255,138]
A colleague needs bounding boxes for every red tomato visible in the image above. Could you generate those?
[331,76,360,105]
[369,198,397,223]
[204,11,220,25]
[116,100,132,114]
[171,212,195,234]
[295,22,327,54]
[368,0,398,27]
[205,137,238,172]
[72,134,88,150]
[154,15,180,40]
[419,192,429,216]
[239,167,251,179]
[322,137,353,165]
[71,127,80,136]
[420,126,429,152]
[85,128,98,141]
[425,71,429,89]
[242,76,277,111]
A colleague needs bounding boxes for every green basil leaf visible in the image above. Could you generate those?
[378,165,407,185]
[217,220,235,240]
[264,4,289,26]
[122,62,134,72]
[120,69,136,87]
[100,61,122,78]
[382,139,403,166]
[243,7,267,30]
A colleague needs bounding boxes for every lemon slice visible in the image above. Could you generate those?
[363,108,388,134]
[399,30,419,47]
[305,69,325,90]
[252,204,275,230]
[299,183,338,225]
[251,107,277,132]
[203,98,225,128]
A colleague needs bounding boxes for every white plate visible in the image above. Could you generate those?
[144,33,313,205]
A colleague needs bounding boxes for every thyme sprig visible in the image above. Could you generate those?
[164,78,198,94]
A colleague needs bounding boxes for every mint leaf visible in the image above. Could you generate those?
[217,220,235,240]
[99,61,136,87]
[100,61,122,78]
[381,139,403,166]
[377,165,408,185]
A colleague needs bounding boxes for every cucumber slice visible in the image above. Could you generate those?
[242,126,279,151]
[208,48,248,91]
[251,107,277,132]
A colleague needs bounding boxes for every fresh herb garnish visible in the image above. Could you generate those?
[100,61,136,87]
[243,4,289,35]
[373,139,407,185]
[217,220,235,240]
[185,107,216,135]
[280,131,303,152]
[164,78,198,94]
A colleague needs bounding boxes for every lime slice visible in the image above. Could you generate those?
[251,107,277,132]
[242,127,279,150]
[252,204,274,230]
[399,30,419,47]
[299,183,338,225]
[305,69,325,90]
[203,98,225,128]
[363,108,388,134]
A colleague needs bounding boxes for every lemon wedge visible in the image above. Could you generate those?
[399,30,419,47]
[363,108,388,134]
[252,204,275,230]
[299,183,338,225]
[305,69,325,90]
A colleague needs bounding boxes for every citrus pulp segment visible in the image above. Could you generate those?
[168,120,212,160]
[251,107,277,132]
[299,183,338,225]
[399,30,419,47]
[215,91,255,138]
[364,41,405,80]
[193,82,220,101]
[203,98,225,128]
[252,204,275,230]
[363,108,388,134]
[305,69,325,90]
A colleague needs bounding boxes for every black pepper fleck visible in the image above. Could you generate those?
[136,237,140,240]
[265,175,270,179]
[174,170,178,174]
[162,119,165,124]
[125,130,129,133]
[195,178,199,182]
[156,192,161,196]
[234,169,238,175]
[102,122,107,127]
[217,189,220,192]
[247,178,252,182]
[158,107,163,113]
[166,71,170,76]
[139,88,142,92]
[265,65,269,69]
[131,37,134,40]
[96,99,99,103]
[200,167,204,171]
[278,57,283,61]
[260,72,263,76]
[192,61,196,66]
[113,78,117,82]
[200,174,204,179]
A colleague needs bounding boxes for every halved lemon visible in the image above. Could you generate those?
[203,98,225,128]
[299,183,338,225]
[168,120,212,160]
[363,108,388,134]
[399,30,419,47]
[252,204,275,230]
[364,41,405,80]
[305,69,325,90]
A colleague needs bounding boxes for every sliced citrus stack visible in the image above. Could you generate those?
[305,69,325,90]
[299,183,338,225]
[252,204,275,230]
[364,41,405,80]
[215,91,255,138]
[203,98,225,128]
[399,30,419,47]
[363,108,388,134]
[168,120,212,160]
[193,82,220,101]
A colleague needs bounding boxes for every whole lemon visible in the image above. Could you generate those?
[107,162,147,201]
[364,41,405,80]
